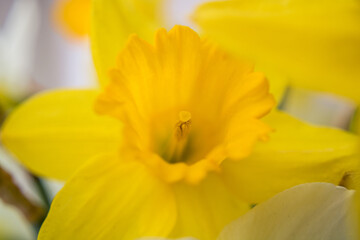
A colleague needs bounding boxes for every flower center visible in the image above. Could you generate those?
[161,111,193,164]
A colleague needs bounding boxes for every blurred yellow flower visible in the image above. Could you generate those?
[53,0,91,38]
[193,0,360,102]
[52,0,164,42]
[1,25,359,239]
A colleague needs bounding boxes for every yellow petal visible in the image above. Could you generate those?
[38,153,177,240]
[168,173,249,240]
[91,0,163,87]
[0,89,121,180]
[218,183,355,240]
[194,0,360,101]
[222,110,359,203]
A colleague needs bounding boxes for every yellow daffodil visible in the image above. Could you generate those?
[53,0,91,38]
[1,25,359,239]
[193,0,360,102]
[137,183,356,240]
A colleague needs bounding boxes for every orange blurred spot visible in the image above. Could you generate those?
[53,0,91,38]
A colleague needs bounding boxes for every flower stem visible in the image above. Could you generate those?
[0,166,46,226]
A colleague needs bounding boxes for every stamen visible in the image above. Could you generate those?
[161,111,193,164]
[176,111,192,140]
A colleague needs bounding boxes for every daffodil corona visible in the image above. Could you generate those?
[1,26,359,240]
[94,26,274,184]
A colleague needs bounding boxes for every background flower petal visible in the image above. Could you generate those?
[194,0,360,101]
[218,183,356,240]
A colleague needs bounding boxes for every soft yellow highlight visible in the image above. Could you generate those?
[194,0,360,102]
